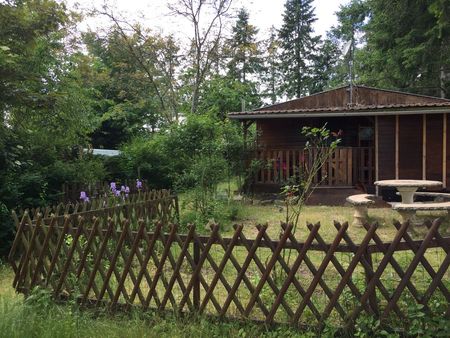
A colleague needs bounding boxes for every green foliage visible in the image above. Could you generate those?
[0,0,106,256]
[281,125,341,228]
[197,75,261,119]
[226,8,262,83]
[352,0,450,98]
[260,26,282,104]
[0,203,13,257]
[82,28,180,147]
[119,114,247,191]
[278,0,320,98]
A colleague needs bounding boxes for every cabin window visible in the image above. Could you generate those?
[358,126,374,147]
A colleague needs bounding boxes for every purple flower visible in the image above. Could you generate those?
[114,189,121,197]
[136,179,142,190]
[121,185,126,192]
[110,182,116,191]
[125,186,130,194]
[80,191,90,203]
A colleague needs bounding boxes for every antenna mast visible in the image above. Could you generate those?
[342,40,354,105]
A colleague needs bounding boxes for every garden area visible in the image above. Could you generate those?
[2,0,450,337]
[3,182,450,337]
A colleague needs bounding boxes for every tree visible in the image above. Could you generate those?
[278,0,320,98]
[169,0,233,114]
[309,38,341,93]
[0,0,103,256]
[226,8,261,83]
[326,0,369,88]
[95,6,182,125]
[260,26,282,104]
[358,0,450,98]
[197,74,261,119]
[82,27,180,148]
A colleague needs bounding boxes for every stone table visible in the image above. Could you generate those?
[374,179,442,204]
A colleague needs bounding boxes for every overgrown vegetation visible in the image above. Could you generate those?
[2,0,449,254]
[1,0,450,333]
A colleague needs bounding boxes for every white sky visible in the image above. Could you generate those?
[68,0,350,41]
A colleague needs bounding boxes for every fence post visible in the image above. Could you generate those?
[174,195,180,223]
[193,239,200,311]
[363,249,379,316]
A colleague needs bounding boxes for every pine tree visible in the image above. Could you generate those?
[278,0,320,98]
[227,8,261,83]
[310,38,341,93]
[359,0,450,98]
[261,26,282,104]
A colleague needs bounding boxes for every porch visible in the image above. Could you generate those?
[253,146,374,189]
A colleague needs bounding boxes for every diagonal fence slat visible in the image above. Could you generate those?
[259,224,321,320]
[393,220,450,301]
[383,219,441,318]
[281,222,348,320]
[266,222,321,324]
[291,222,348,324]
[360,221,422,310]
[219,225,270,317]
[8,211,450,329]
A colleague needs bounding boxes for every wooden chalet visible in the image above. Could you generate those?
[229,85,450,202]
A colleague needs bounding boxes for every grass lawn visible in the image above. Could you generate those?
[226,203,403,243]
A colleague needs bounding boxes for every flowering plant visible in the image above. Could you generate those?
[79,191,89,203]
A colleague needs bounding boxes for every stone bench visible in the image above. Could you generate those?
[346,194,376,227]
[414,192,450,201]
[392,201,450,224]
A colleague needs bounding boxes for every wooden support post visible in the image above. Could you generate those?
[395,115,399,179]
[443,114,447,188]
[193,240,201,311]
[174,195,180,223]
[422,114,427,180]
[363,250,379,316]
[375,116,379,195]
[242,120,249,150]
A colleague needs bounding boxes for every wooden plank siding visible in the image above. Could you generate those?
[377,116,396,180]
[255,86,448,113]
[253,112,450,189]
[426,114,443,181]
[256,117,372,149]
[398,115,423,179]
[441,115,450,187]
[257,119,308,148]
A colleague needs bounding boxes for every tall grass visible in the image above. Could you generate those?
[0,265,312,338]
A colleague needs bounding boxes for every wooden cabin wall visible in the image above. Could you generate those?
[398,115,422,179]
[447,115,450,188]
[377,116,396,180]
[426,114,443,181]
[377,113,448,187]
[256,118,307,148]
[256,117,371,149]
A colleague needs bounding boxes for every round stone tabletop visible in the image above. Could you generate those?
[374,180,442,188]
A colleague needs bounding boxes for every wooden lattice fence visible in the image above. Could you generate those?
[14,190,179,228]
[8,216,450,328]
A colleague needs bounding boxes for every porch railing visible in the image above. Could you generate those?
[254,147,374,187]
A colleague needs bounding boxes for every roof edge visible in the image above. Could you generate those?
[229,107,450,119]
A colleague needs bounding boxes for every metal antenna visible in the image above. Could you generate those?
[342,40,354,105]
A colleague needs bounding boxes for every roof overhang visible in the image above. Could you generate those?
[229,107,450,120]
